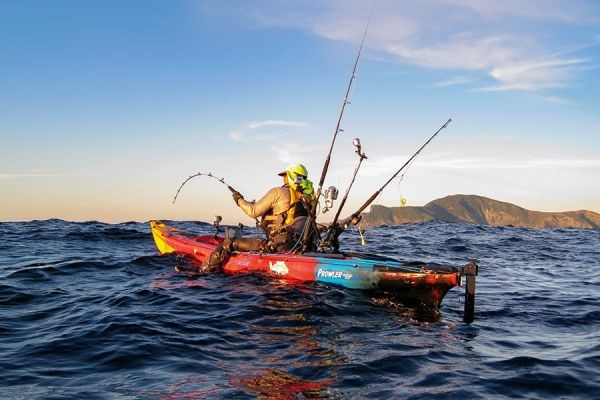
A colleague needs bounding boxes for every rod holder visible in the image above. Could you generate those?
[213,215,222,239]
[461,261,478,324]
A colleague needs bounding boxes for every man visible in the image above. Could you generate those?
[202,164,316,271]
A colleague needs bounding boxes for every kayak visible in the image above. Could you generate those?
[150,220,478,322]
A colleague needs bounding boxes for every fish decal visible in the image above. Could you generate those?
[269,261,289,275]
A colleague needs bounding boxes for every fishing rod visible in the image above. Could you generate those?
[322,138,367,251]
[335,118,452,238]
[301,1,376,252]
[173,172,265,237]
[172,172,238,204]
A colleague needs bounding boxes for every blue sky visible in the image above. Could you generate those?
[1,0,599,223]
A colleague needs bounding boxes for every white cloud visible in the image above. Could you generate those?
[359,155,407,177]
[229,119,306,142]
[486,58,588,91]
[270,141,319,164]
[528,159,600,167]
[473,134,514,140]
[0,173,82,180]
[434,75,478,87]
[249,0,597,93]
[359,156,600,177]
[386,34,522,71]
[430,0,598,22]
[229,130,245,141]
[247,120,305,129]
[422,157,600,170]
[539,95,578,106]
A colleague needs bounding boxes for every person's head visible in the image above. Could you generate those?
[278,164,308,186]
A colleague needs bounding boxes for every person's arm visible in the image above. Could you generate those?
[237,187,284,218]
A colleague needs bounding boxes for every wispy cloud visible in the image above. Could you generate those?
[473,134,515,140]
[229,119,306,142]
[539,95,578,106]
[431,0,598,22]
[423,157,600,170]
[249,0,598,94]
[247,120,305,129]
[527,158,600,167]
[360,156,600,176]
[434,75,478,87]
[483,58,588,91]
[359,155,407,177]
[0,173,83,180]
[270,141,320,164]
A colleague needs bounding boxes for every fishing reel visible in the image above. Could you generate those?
[353,138,367,160]
[213,215,244,239]
[225,223,243,240]
[321,186,339,213]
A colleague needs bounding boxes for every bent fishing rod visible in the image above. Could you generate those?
[173,171,266,235]
[301,1,376,251]
[333,118,452,238]
[172,172,238,204]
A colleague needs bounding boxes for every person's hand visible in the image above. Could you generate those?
[232,191,244,205]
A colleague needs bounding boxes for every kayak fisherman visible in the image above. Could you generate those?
[202,164,316,272]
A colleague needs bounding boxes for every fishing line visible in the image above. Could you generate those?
[288,218,311,253]
[172,172,238,204]
[172,171,269,237]
[301,0,377,251]
[396,155,417,205]
[324,118,452,248]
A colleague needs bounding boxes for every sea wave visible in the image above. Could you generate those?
[0,220,598,399]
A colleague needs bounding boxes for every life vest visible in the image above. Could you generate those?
[261,183,315,252]
[284,186,309,225]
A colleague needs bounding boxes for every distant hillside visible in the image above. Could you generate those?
[360,195,600,229]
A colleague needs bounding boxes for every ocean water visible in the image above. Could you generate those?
[1,219,599,399]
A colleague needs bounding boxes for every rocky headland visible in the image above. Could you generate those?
[360,194,600,229]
